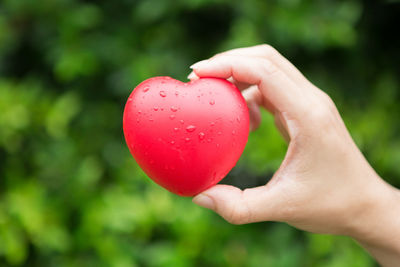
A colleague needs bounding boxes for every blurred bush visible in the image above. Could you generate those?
[0,0,399,266]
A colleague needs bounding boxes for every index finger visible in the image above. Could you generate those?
[191,55,309,118]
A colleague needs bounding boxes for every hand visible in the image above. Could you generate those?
[189,45,400,266]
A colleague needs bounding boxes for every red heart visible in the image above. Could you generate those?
[123,77,249,196]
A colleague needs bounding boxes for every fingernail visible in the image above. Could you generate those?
[249,121,254,132]
[187,72,196,80]
[193,194,215,210]
[190,59,209,70]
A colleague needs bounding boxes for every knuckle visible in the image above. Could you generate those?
[224,201,250,225]
[259,58,279,76]
[308,105,332,125]
[259,44,277,56]
[225,209,246,225]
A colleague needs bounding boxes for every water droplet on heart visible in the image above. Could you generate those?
[174,127,179,132]
[186,125,196,132]
[185,138,191,142]
[216,144,220,148]
[232,130,236,135]
[175,91,179,96]
[209,100,215,105]
[207,138,212,143]
[217,131,222,135]
[161,108,164,111]
[180,120,184,124]
[138,110,142,114]
[170,141,175,145]
[198,132,205,140]
[170,106,178,112]
[169,115,175,120]
[236,117,241,122]
[153,107,159,111]
[128,97,132,102]
[136,118,139,123]
[143,86,150,92]
[210,122,215,126]
[159,91,166,97]
[149,118,154,122]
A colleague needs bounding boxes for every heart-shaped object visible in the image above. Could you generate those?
[123,77,249,196]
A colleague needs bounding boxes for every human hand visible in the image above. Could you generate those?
[188,45,400,262]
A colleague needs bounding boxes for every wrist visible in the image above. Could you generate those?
[347,176,400,251]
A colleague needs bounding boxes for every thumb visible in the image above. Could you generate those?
[193,184,280,225]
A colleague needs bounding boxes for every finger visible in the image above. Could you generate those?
[248,102,262,131]
[242,86,263,131]
[192,184,281,224]
[189,72,260,130]
[227,77,251,91]
[191,55,308,117]
[187,72,199,81]
[213,44,312,89]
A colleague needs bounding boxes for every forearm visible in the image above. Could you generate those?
[350,181,400,267]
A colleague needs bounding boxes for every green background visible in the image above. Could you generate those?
[1,0,399,266]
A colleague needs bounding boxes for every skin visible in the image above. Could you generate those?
[188,45,400,267]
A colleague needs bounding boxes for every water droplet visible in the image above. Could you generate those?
[207,138,212,143]
[174,127,179,132]
[159,91,166,97]
[169,115,176,120]
[198,132,205,140]
[149,118,154,122]
[128,98,133,102]
[161,108,164,111]
[186,125,196,132]
[138,110,142,114]
[232,130,236,135]
[143,86,150,92]
[153,106,159,111]
[170,141,175,145]
[216,144,220,148]
[136,118,139,123]
[170,106,178,112]
[180,120,184,124]
[209,100,215,105]
[217,131,222,135]
[210,122,215,126]
[185,138,191,142]
[236,117,241,122]
[175,91,179,96]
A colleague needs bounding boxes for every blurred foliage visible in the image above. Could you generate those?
[0,0,399,266]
